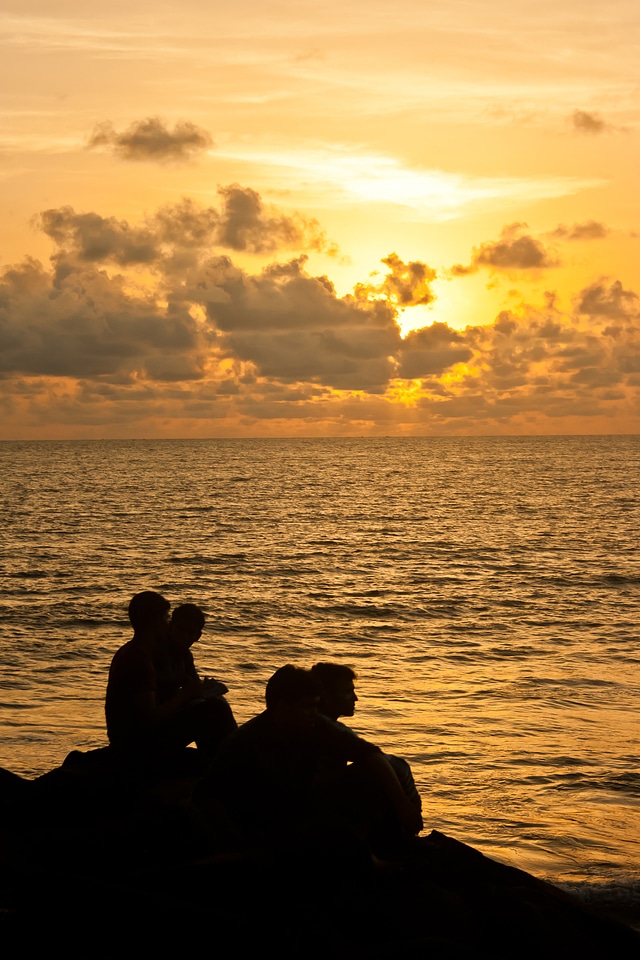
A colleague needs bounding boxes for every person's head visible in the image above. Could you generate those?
[128,591,170,641]
[265,665,320,727]
[170,603,205,649]
[311,663,357,721]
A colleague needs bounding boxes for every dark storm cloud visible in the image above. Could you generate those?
[551,221,610,241]
[571,110,609,135]
[451,224,559,275]
[88,117,213,162]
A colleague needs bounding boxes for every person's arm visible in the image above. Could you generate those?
[133,672,203,733]
[361,751,423,835]
[152,675,203,724]
[322,717,423,835]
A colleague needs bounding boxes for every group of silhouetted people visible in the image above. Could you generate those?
[105,590,423,860]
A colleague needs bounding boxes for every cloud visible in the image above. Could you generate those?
[215,184,333,255]
[397,323,472,378]
[154,188,332,258]
[353,253,437,309]
[225,145,605,219]
[451,223,560,275]
[3,199,640,436]
[37,188,337,267]
[0,230,405,395]
[551,221,610,241]
[571,110,610,135]
[88,117,213,162]
[575,279,639,320]
[196,255,402,391]
[367,253,437,307]
[0,257,204,382]
[38,207,160,265]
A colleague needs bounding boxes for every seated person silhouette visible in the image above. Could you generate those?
[105,591,236,774]
[311,662,422,815]
[157,602,230,700]
[205,665,422,855]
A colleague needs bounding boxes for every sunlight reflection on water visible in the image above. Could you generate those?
[1,436,639,891]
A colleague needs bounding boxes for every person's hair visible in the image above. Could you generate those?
[171,603,205,631]
[128,591,170,631]
[265,665,320,710]
[311,662,356,692]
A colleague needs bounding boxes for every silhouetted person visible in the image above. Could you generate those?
[204,665,422,854]
[105,591,236,774]
[311,661,422,815]
[157,602,229,703]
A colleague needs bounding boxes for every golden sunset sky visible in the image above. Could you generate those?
[1,0,638,437]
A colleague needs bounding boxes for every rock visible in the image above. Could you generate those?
[0,755,638,956]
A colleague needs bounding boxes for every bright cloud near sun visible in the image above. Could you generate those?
[217,145,605,219]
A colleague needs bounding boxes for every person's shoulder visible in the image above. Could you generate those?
[320,717,351,734]
[239,711,268,730]
[314,714,380,754]
[215,710,269,762]
[315,714,361,738]
[108,638,154,680]
[225,710,269,744]
[109,639,136,668]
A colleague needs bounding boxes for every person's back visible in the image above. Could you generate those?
[105,591,171,752]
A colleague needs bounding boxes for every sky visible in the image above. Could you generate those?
[1,0,639,438]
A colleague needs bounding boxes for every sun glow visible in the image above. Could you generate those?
[218,145,603,219]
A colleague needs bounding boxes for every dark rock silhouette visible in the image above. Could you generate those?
[1,749,638,956]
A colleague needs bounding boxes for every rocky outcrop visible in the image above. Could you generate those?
[1,751,638,956]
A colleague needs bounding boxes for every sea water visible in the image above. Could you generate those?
[1,436,639,922]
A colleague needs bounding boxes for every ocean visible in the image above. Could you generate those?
[1,436,639,923]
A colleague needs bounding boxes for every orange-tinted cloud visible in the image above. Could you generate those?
[451,223,560,275]
[551,221,610,241]
[38,207,160,265]
[38,188,335,265]
[576,279,639,320]
[214,184,333,255]
[88,117,213,162]
[2,199,640,436]
[194,255,401,391]
[376,253,437,307]
[0,257,204,382]
[571,110,610,135]
[397,323,472,378]
[354,253,437,309]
